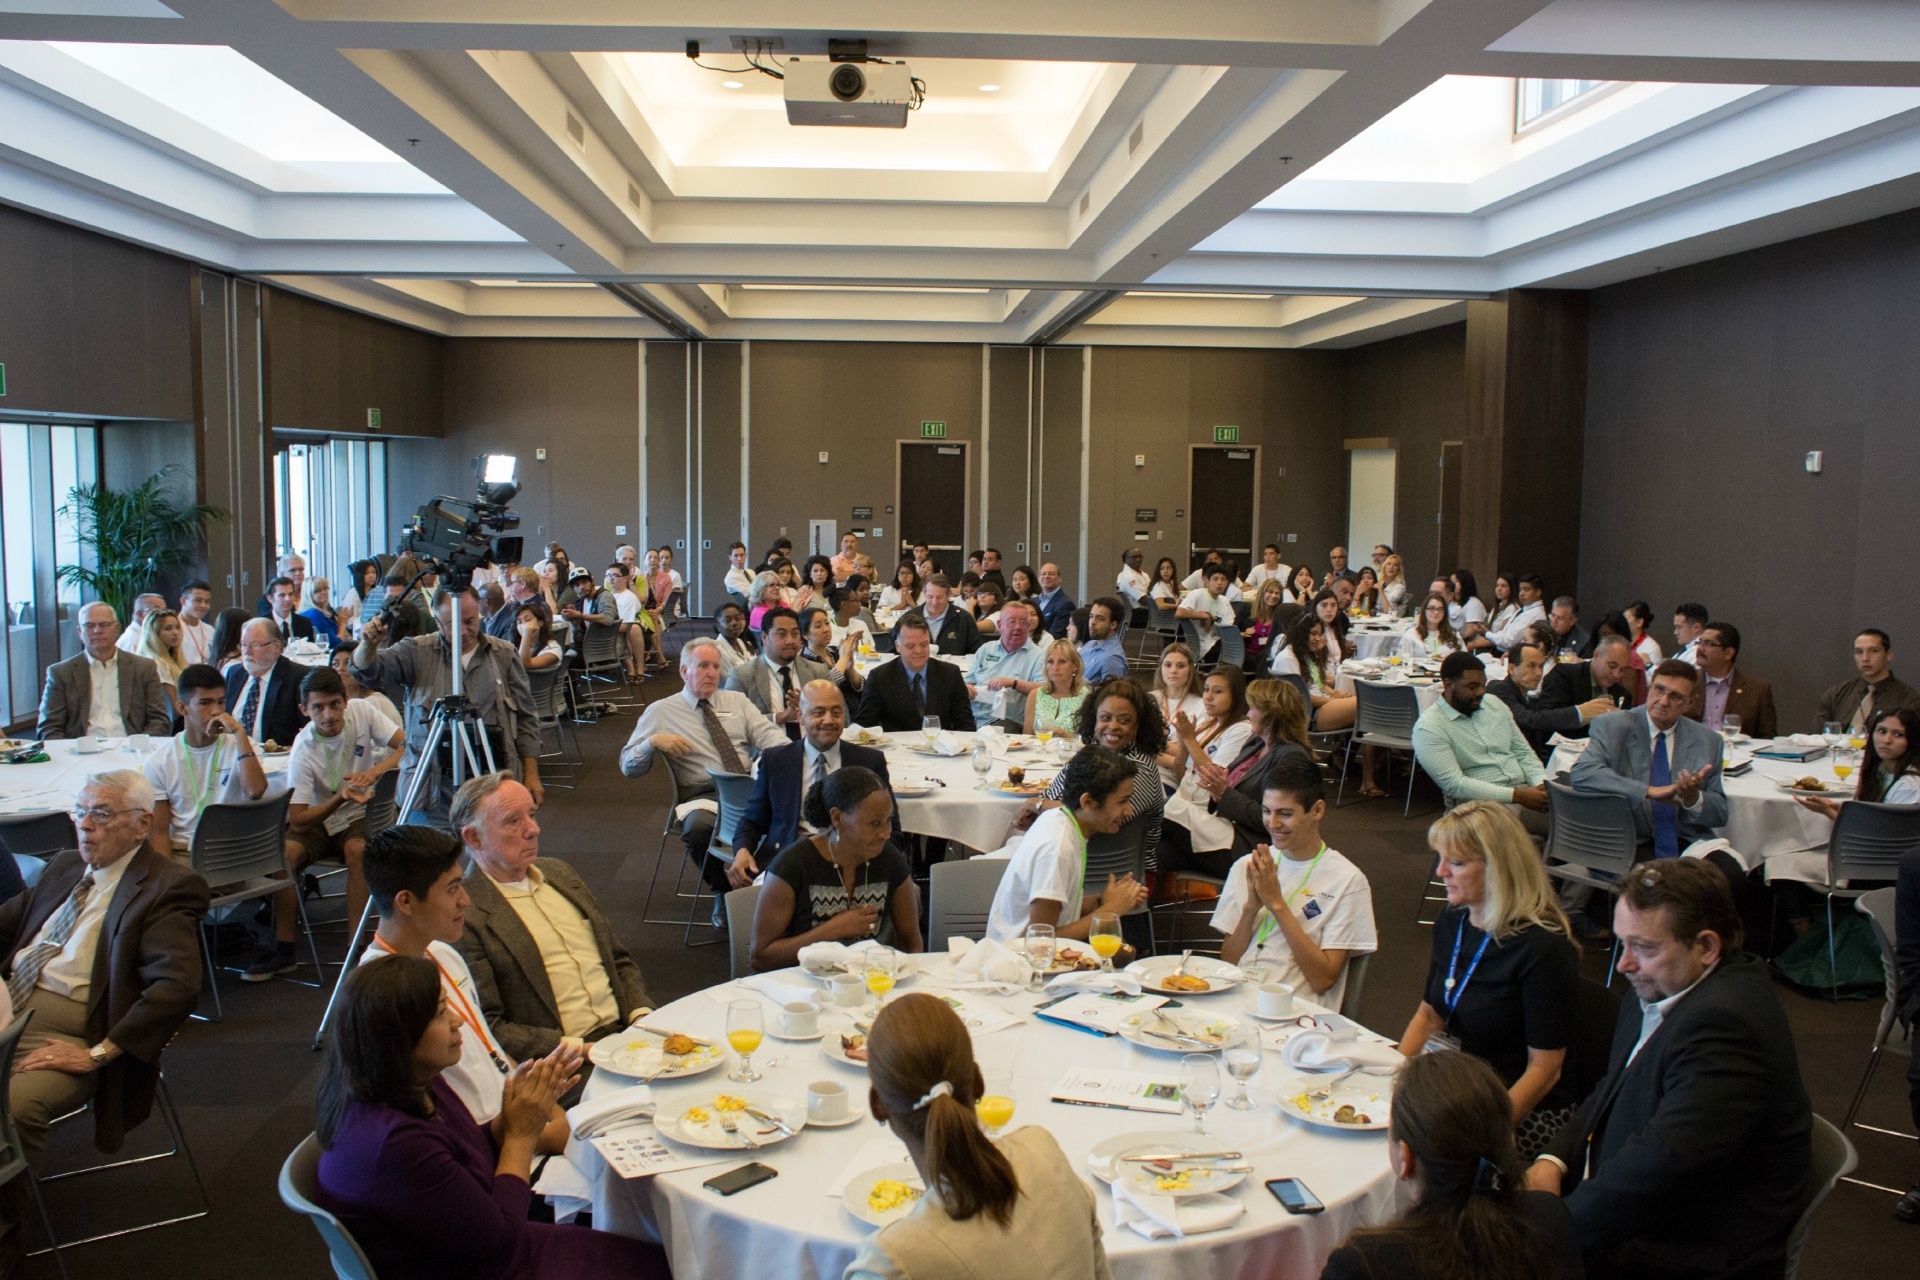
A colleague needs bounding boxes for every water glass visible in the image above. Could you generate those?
[1024,924,1056,991]
[971,739,993,789]
[1823,721,1844,745]
[1222,1026,1262,1110]
[922,715,942,749]
[1721,714,1741,742]
[1181,1054,1220,1135]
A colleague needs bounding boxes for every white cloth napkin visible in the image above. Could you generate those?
[1043,970,1142,996]
[672,797,719,824]
[1781,733,1829,748]
[950,937,1029,991]
[1110,1182,1246,1239]
[567,1084,656,1140]
[742,970,826,1006]
[844,726,887,745]
[932,731,969,757]
[795,938,890,973]
[1281,1030,1403,1074]
[535,1153,594,1223]
[1683,836,1753,874]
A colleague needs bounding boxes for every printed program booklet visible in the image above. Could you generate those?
[1051,1066,1187,1115]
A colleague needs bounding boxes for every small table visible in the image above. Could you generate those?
[0,736,293,819]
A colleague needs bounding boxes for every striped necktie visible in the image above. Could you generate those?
[9,873,96,1009]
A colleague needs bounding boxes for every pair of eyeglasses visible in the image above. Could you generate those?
[69,806,137,825]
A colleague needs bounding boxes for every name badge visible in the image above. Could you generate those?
[1302,897,1323,921]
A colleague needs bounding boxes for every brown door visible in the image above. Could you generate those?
[896,443,968,568]
[1189,447,1256,575]
[1435,441,1463,578]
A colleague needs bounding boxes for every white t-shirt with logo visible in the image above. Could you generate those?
[289,699,400,834]
[613,588,643,625]
[1178,588,1237,651]
[985,806,1087,944]
[1209,845,1376,1010]
[359,939,509,1123]
[143,735,258,850]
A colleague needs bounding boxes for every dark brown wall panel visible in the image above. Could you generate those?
[986,345,1032,562]
[645,341,691,561]
[1038,346,1085,593]
[1338,322,1467,583]
[264,287,443,437]
[698,342,744,610]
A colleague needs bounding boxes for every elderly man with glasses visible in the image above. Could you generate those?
[36,601,172,740]
[224,617,310,749]
[0,769,208,1263]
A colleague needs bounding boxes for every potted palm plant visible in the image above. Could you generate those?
[56,466,230,624]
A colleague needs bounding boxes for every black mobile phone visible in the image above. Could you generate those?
[1266,1177,1325,1214]
[704,1162,778,1196]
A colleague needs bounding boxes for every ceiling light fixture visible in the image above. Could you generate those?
[979,84,1000,92]
[723,80,744,89]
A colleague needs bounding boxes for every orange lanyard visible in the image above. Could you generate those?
[369,937,510,1071]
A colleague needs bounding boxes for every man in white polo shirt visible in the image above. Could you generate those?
[143,662,269,860]
[176,580,215,667]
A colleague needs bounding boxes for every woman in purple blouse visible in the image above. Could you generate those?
[313,956,666,1280]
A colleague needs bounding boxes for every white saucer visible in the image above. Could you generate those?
[768,1026,828,1043]
[1246,1007,1305,1023]
[805,1107,867,1128]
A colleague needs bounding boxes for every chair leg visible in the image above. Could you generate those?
[32,1077,210,1249]
[194,924,224,1023]
[1402,755,1418,818]
[1336,736,1355,807]
[22,1170,69,1280]
[287,886,326,989]
[1843,1044,1884,1129]
[1826,895,1839,1003]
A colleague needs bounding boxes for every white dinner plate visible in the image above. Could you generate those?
[822,1028,871,1070]
[1772,777,1845,799]
[900,741,971,758]
[1086,1130,1210,1182]
[989,777,1054,796]
[841,729,890,747]
[1276,1074,1393,1132]
[587,1029,727,1080]
[1124,956,1239,995]
[890,777,941,797]
[1117,1009,1240,1054]
[843,1163,926,1229]
[1111,1145,1248,1199]
[653,1093,808,1151]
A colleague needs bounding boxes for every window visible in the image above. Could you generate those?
[1515,79,1610,132]
[0,422,100,725]
[274,439,388,601]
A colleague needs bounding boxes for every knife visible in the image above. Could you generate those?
[744,1106,796,1137]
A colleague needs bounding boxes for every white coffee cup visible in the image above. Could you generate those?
[127,733,151,752]
[1256,982,1296,1018]
[779,1001,819,1037]
[830,972,866,1008]
[807,1079,849,1123]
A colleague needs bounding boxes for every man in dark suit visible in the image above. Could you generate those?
[1684,622,1778,740]
[857,615,975,734]
[726,680,903,887]
[910,577,976,656]
[1034,563,1075,639]
[1488,640,1608,761]
[36,602,172,739]
[978,547,1008,590]
[224,618,310,747]
[451,774,652,1067]
[1529,858,1811,1280]
[0,769,208,1200]
[1538,635,1636,738]
[261,575,316,643]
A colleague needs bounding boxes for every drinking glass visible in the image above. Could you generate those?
[1832,742,1854,784]
[976,1068,1015,1136]
[1023,924,1056,991]
[1088,912,1123,972]
[1181,1054,1220,1135]
[1222,1025,1262,1110]
[971,739,993,789]
[1823,721,1844,744]
[864,946,898,1005]
[922,715,942,750]
[1721,714,1741,742]
[726,1000,765,1083]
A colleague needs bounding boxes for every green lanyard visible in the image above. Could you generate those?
[1253,844,1326,948]
[1066,811,1089,886]
[177,736,231,817]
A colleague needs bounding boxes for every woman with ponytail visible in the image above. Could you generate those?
[847,993,1112,1280]
[750,766,922,971]
[1320,1051,1581,1280]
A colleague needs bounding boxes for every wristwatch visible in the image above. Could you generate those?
[88,1044,110,1067]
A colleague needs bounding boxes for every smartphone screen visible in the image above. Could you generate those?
[704,1162,778,1196]
[1266,1177,1325,1214]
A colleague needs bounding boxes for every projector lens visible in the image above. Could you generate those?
[829,65,866,102]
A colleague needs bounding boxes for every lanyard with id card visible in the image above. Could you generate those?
[1426,916,1491,1054]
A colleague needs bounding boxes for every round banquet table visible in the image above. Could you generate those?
[570,965,1399,1280]
[859,727,1059,853]
[1345,622,1411,662]
[0,735,293,818]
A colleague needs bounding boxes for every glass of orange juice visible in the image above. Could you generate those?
[1089,912,1123,972]
[864,946,898,1004]
[976,1068,1015,1136]
[726,999,764,1083]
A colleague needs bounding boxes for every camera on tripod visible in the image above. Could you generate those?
[393,454,525,594]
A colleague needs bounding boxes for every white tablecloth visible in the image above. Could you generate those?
[1346,623,1410,662]
[868,730,1056,852]
[571,966,1398,1280]
[0,737,292,818]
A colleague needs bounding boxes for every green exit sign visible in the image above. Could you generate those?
[920,420,947,439]
[1213,425,1239,443]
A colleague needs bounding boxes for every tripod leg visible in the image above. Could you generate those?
[399,714,448,820]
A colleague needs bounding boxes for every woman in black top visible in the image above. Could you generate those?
[749,767,922,971]
[1320,1050,1581,1280]
[1396,801,1581,1161]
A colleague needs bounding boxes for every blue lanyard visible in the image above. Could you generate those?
[1441,917,1492,1017]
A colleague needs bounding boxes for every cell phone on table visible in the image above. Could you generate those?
[704,1162,778,1196]
[1266,1177,1324,1214]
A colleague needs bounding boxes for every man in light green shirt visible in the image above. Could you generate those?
[1411,651,1548,832]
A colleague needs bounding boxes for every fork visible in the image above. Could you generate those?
[716,1110,758,1149]
[1309,1066,1361,1100]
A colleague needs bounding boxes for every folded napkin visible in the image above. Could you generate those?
[932,731,969,757]
[843,725,887,745]
[1043,970,1142,996]
[951,937,1029,990]
[1281,1030,1403,1074]
[1111,1182,1245,1240]
[742,969,828,1005]
[567,1084,656,1140]
[795,938,889,973]
[1781,733,1829,748]
[672,797,719,824]
[534,1153,594,1223]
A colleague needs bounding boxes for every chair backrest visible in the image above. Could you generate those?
[1084,814,1152,914]
[1339,951,1370,1017]
[1146,596,1179,636]
[928,857,1011,949]
[581,619,624,669]
[725,884,762,981]
[707,772,757,850]
[1178,619,1204,652]
[1353,680,1421,741]
[1544,781,1639,878]
[12,854,46,892]
[0,1010,38,1178]
[526,665,565,723]
[0,811,78,859]
[665,588,685,623]
[1214,625,1246,668]
[1855,888,1911,1054]
[362,770,399,842]
[279,1134,381,1280]
[1828,801,1920,883]
[1275,672,1313,708]
[189,791,295,888]
[1784,1115,1857,1280]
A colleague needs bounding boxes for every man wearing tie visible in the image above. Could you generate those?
[262,575,317,644]
[728,681,902,887]
[857,616,974,734]
[723,607,833,741]
[911,577,976,656]
[224,618,310,748]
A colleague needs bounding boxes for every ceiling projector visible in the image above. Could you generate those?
[783,56,916,128]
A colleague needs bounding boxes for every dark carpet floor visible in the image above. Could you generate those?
[34,668,1915,1279]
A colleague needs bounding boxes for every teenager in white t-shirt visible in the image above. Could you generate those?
[357,824,587,1146]
[985,747,1150,944]
[1212,755,1377,1010]
[1176,566,1239,659]
[177,579,216,666]
[143,663,268,859]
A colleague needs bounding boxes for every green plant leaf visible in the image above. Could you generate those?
[57,465,230,623]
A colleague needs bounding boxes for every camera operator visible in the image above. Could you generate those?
[351,584,542,825]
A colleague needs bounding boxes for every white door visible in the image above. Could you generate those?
[808,520,837,557]
[1346,449,1397,559]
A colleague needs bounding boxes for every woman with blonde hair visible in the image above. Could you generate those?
[1024,639,1088,737]
[1244,578,1289,668]
[1150,643,1204,784]
[1378,553,1409,618]
[300,576,343,646]
[1398,592,1461,662]
[848,993,1112,1280]
[135,607,189,721]
[1395,801,1581,1160]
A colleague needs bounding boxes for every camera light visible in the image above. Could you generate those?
[481,454,518,484]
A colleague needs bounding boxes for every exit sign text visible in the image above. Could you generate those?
[1213,425,1239,443]
[920,420,947,439]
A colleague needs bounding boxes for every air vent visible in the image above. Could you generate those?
[627,182,642,209]
[1128,121,1144,156]
[565,111,585,149]
[1079,191,1091,216]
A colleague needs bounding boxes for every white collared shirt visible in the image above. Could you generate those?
[87,652,125,737]
[179,618,214,666]
[1642,712,1705,812]
[1629,963,1715,1066]
[799,740,843,834]
[31,849,137,1003]
[235,666,276,742]
[1487,600,1545,652]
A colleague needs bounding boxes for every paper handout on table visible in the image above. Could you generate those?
[1036,990,1167,1036]
[917,987,1022,1036]
[1051,1066,1187,1115]
[592,1127,733,1180]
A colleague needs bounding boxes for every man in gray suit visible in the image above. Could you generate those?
[450,773,652,1070]
[37,602,172,740]
[723,606,832,741]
